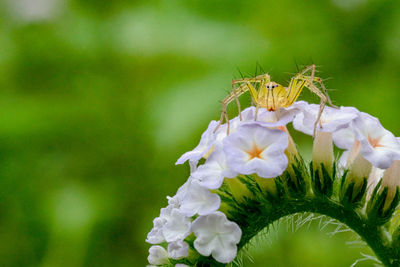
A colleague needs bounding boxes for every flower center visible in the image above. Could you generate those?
[246,144,265,160]
[368,136,383,148]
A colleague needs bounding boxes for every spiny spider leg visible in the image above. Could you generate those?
[298,74,338,108]
[296,77,328,137]
[232,85,242,121]
[214,82,256,134]
[284,64,337,137]
[313,100,326,137]
[231,74,270,85]
[296,64,337,108]
[255,104,260,121]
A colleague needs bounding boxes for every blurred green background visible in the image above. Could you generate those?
[0,0,399,266]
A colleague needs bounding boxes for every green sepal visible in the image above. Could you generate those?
[285,163,307,199]
[274,176,286,201]
[339,171,367,208]
[216,182,238,208]
[310,162,333,198]
[196,256,227,267]
[393,225,400,254]
[367,184,400,226]
[237,175,263,199]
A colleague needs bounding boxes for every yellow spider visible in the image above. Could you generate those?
[214,64,337,136]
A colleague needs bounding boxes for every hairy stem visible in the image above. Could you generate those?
[237,197,397,266]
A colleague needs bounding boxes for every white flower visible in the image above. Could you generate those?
[223,123,289,178]
[180,180,221,217]
[333,112,400,170]
[338,150,349,169]
[332,127,356,150]
[146,195,182,244]
[176,120,219,165]
[312,131,333,172]
[175,178,193,202]
[191,211,242,264]
[254,100,307,127]
[213,106,258,142]
[146,217,167,244]
[191,145,237,189]
[352,112,400,169]
[176,104,304,168]
[146,197,191,244]
[147,245,169,265]
[167,195,180,207]
[162,208,191,242]
[367,166,385,198]
[168,240,189,259]
[381,160,400,206]
[293,104,358,136]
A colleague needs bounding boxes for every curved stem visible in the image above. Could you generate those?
[237,197,397,266]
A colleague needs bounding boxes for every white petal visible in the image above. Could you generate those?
[293,104,358,136]
[175,177,195,202]
[381,160,400,209]
[180,180,221,217]
[176,120,219,165]
[367,166,384,195]
[223,123,289,178]
[191,211,242,263]
[192,146,237,189]
[253,105,302,127]
[167,195,180,208]
[353,113,400,169]
[168,240,189,259]
[332,126,355,150]
[148,245,169,265]
[192,160,225,189]
[146,217,166,244]
[338,150,349,169]
[162,209,191,242]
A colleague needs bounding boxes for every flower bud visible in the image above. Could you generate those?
[347,151,372,188]
[312,131,333,175]
[381,160,400,211]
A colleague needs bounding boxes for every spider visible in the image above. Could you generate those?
[214,64,337,136]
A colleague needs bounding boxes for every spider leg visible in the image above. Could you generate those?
[313,100,326,138]
[297,74,338,108]
[232,74,270,85]
[284,65,331,137]
[284,76,307,106]
[296,64,337,108]
[296,76,329,138]
[233,84,242,121]
[255,104,260,121]
[214,83,253,134]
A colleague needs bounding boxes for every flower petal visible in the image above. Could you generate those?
[148,245,169,265]
[191,211,242,263]
[353,112,400,169]
[223,123,289,178]
[180,180,221,217]
[162,208,191,242]
[176,120,219,165]
[293,104,358,136]
[191,146,237,189]
[168,240,189,259]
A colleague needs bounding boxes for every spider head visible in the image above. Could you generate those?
[265,82,282,90]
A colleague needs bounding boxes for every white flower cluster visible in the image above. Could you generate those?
[146,101,400,265]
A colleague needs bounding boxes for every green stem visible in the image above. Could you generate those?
[238,197,397,266]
